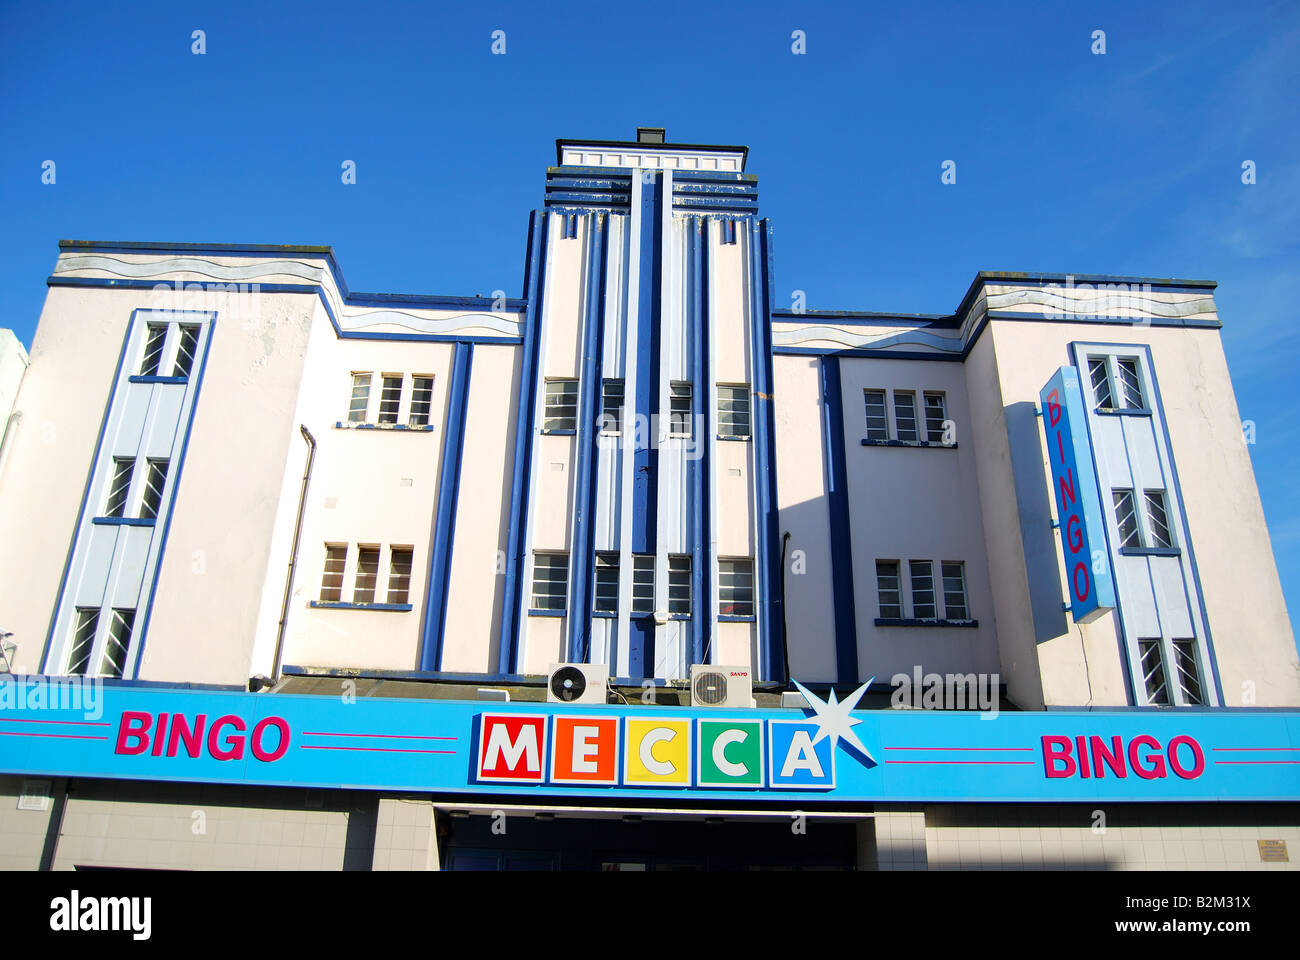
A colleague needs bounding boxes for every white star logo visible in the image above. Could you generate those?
[791,678,876,764]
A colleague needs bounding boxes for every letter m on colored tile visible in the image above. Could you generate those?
[477,714,547,782]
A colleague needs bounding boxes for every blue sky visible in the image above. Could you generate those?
[1,0,1297,634]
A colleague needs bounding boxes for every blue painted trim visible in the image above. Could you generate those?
[419,342,474,672]
[875,618,981,628]
[309,602,414,612]
[591,611,618,619]
[333,421,435,432]
[861,438,959,449]
[820,358,859,685]
[773,345,966,362]
[566,214,609,664]
[1120,546,1182,558]
[498,212,549,675]
[528,608,566,618]
[1096,407,1153,418]
[715,434,752,441]
[718,614,757,623]
[984,311,1222,329]
[750,219,785,682]
[690,217,711,670]
[131,311,217,676]
[282,664,536,685]
[91,517,155,528]
[128,375,187,385]
[540,428,576,436]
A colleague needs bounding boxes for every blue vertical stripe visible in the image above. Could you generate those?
[566,214,610,662]
[690,216,711,668]
[497,211,548,674]
[420,341,474,671]
[820,357,860,683]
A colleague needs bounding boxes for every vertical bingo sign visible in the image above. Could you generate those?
[1040,366,1116,623]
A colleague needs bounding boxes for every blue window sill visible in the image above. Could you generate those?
[875,617,979,628]
[1120,546,1181,557]
[718,614,756,623]
[592,610,618,619]
[593,611,692,620]
[528,608,566,618]
[541,428,577,436]
[861,438,957,449]
[334,421,434,432]
[1096,407,1152,417]
[309,601,413,612]
[716,434,752,442]
[92,516,156,527]
[129,375,188,385]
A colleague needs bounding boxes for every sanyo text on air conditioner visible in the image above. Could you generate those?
[689,664,754,708]
[546,662,609,705]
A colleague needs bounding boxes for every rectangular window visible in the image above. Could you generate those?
[718,558,754,618]
[1116,358,1144,409]
[668,555,692,616]
[531,552,569,612]
[632,554,655,615]
[386,547,413,605]
[378,375,402,425]
[139,459,168,521]
[139,324,167,376]
[1113,489,1141,548]
[593,553,619,613]
[1144,489,1173,548]
[876,561,901,619]
[941,561,969,620]
[863,390,888,441]
[909,560,936,619]
[924,392,948,443]
[100,608,135,679]
[171,325,200,378]
[1138,639,1170,705]
[68,608,99,676]
[353,546,380,603]
[104,458,134,518]
[1088,356,1115,410]
[348,374,371,423]
[320,545,347,602]
[668,382,693,438]
[894,392,918,442]
[600,379,624,435]
[408,376,434,427]
[717,385,751,439]
[1171,639,1204,705]
[544,379,579,432]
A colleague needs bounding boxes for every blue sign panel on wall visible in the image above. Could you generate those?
[1040,365,1116,623]
[1,677,1297,804]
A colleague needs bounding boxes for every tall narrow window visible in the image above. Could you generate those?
[544,379,579,432]
[139,324,167,376]
[1144,489,1173,548]
[941,561,969,620]
[348,374,371,423]
[1139,639,1170,705]
[531,552,569,612]
[875,561,901,619]
[600,379,624,435]
[668,555,692,616]
[1171,639,1204,705]
[668,382,693,438]
[67,608,99,676]
[863,390,888,441]
[353,546,380,603]
[894,392,918,442]
[104,458,134,518]
[139,459,168,521]
[1088,356,1114,410]
[718,558,754,618]
[320,545,347,602]
[171,325,200,378]
[1116,358,1144,409]
[721,219,738,244]
[924,392,948,444]
[100,609,135,679]
[717,385,751,439]
[593,553,619,613]
[1112,489,1141,548]
[408,376,434,427]
[387,547,413,605]
[632,554,655,615]
[909,560,936,619]
[378,375,402,425]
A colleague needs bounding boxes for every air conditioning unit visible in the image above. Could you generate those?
[546,662,609,704]
[690,664,754,708]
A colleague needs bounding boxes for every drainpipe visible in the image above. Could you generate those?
[272,425,316,682]
[0,410,23,486]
